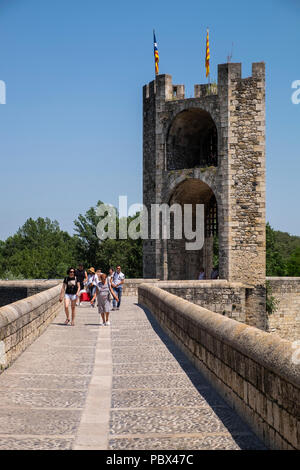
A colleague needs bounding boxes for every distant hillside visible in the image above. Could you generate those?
[267,223,300,276]
[273,230,300,259]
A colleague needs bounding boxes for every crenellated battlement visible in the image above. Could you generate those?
[143,62,265,102]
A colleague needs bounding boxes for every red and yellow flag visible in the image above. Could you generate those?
[205,29,210,78]
[153,30,159,75]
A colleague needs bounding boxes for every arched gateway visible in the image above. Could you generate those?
[142,63,266,326]
[167,178,218,281]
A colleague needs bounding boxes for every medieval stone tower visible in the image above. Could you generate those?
[143,62,266,326]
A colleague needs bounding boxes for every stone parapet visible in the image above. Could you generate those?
[154,280,247,322]
[0,284,61,371]
[138,283,300,450]
[0,279,157,304]
[0,280,61,307]
[122,279,159,296]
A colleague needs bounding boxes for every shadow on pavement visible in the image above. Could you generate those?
[135,302,267,451]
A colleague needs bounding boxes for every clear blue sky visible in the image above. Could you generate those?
[0,0,299,240]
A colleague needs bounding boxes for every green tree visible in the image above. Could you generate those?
[0,217,76,279]
[286,247,300,276]
[266,222,287,276]
[73,200,115,266]
[73,202,142,277]
[95,229,143,278]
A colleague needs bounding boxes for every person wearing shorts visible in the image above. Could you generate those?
[111,265,125,310]
[90,273,118,326]
[59,268,81,326]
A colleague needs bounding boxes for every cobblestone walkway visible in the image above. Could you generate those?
[0,296,265,450]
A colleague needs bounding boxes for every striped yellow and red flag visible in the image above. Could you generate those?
[205,29,210,78]
[153,30,159,75]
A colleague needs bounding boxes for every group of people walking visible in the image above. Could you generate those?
[59,263,125,326]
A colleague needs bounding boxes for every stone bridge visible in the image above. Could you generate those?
[0,280,299,450]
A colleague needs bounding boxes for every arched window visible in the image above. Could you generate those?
[167,109,218,170]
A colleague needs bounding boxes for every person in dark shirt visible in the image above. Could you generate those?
[75,263,88,305]
[59,267,81,326]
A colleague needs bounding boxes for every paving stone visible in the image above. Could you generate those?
[112,351,184,364]
[15,351,95,364]
[0,303,99,449]
[112,374,207,390]
[0,373,91,390]
[9,361,94,375]
[111,339,173,347]
[112,388,225,408]
[0,409,81,435]
[108,434,266,450]
[113,362,197,375]
[0,296,265,450]
[0,437,74,450]
[0,390,87,408]
[109,407,252,436]
[109,298,264,450]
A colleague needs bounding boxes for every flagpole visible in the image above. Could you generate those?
[153,29,156,78]
[153,29,159,78]
[205,28,211,93]
[207,28,210,84]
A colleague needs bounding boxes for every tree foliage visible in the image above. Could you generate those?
[0,217,76,279]
[266,223,300,276]
[266,222,287,276]
[73,201,105,266]
[73,202,142,278]
[286,247,300,276]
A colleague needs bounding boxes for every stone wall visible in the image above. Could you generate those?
[267,277,300,341]
[156,280,247,323]
[122,279,300,341]
[138,283,300,450]
[127,278,299,341]
[0,284,62,371]
[224,63,266,288]
[0,279,157,305]
[122,279,159,296]
[0,280,60,307]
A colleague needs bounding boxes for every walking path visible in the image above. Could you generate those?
[0,296,265,450]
